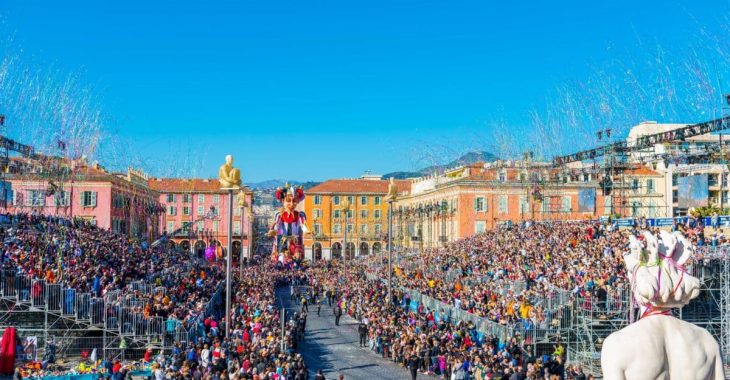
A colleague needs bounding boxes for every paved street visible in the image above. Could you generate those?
[276,287,436,380]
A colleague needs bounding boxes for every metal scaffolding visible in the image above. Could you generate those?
[568,252,730,376]
[0,268,224,362]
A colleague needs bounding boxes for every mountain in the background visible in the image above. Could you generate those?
[248,151,498,185]
[246,179,321,190]
[383,150,499,179]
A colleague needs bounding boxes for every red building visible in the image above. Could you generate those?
[148,178,254,259]
[4,156,163,241]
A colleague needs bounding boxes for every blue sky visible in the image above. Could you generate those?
[1,0,729,181]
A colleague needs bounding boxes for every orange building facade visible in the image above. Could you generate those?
[304,163,608,260]
[303,177,411,261]
[395,161,607,249]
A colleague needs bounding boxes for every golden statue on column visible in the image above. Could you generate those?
[218,155,241,189]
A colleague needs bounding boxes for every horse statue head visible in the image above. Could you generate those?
[625,230,700,311]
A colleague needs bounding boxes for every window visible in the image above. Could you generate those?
[314,195,322,205]
[723,191,729,205]
[198,194,205,203]
[346,224,354,233]
[647,200,657,218]
[168,206,177,216]
[81,191,97,207]
[360,196,368,205]
[333,196,340,205]
[723,174,729,187]
[211,206,218,216]
[213,194,219,203]
[519,196,529,214]
[234,221,241,235]
[672,190,678,203]
[498,171,506,182]
[347,196,355,204]
[498,195,508,214]
[333,210,342,219]
[346,210,353,219]
[562,196,571,212]
[197,221,204,231]
[374,196,381,205]
[451,198,458,212]
[183,206,191,216]
[360,224,369,235]
[167,221,174,232]
[631,202,640,217]
[166,194,175,203]
[632,179,640,190]
[197,205,205,216]
[213,221,219,232]
[183,194,192,203]
[709,174,719,186]
[475,221,486,234]
[374,210,381,219]
[519,173,527,182]
[55,191,70,207]
[314,224,322,235]
[360,210,368,219]
[333,224,342,234]
[541,199,550,214]
[27,190,45,207]
[374,224,382,235]
[474,197,486,212]
[604,197,612,215]
[646,179,655,194]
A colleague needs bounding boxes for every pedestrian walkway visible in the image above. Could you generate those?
[276,288,436,380]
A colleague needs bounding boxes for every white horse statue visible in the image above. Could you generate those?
[601,230,724,379]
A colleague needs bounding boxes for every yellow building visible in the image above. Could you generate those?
[303,176,411,260]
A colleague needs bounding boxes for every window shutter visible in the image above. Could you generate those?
[91,191,97,207]
[25,191,32,206]
[473,198,478,211]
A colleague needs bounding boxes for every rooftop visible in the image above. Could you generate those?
[308,179,411,194]
[148,178,252,193]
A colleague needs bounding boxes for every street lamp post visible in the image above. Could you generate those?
[343,198,351,262]
[218,154,242,339]
[247,208,253,261]
[385,178,397,305]
[237,190,247,280]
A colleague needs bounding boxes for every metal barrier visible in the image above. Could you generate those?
[0,267,223,356]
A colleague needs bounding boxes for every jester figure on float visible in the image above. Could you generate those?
[268,183,310,268]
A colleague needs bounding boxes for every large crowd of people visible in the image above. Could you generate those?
[0,210,720,379]
[0,213,311,379]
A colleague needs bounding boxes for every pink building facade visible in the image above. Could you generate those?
[148,178,254,260]
[4,160,163,241]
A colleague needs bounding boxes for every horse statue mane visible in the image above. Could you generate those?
[601,230,723,379]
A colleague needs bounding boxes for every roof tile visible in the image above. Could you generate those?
[308,179,411,194]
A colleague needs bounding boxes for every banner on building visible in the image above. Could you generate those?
[677,174,708,208]
[578,188,596,212]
